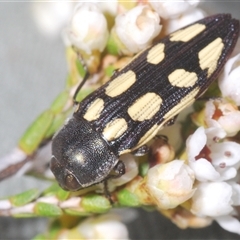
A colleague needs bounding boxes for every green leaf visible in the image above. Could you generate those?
[139,162,149,177]
[10,189,39,207]
[64,208,92,216]
[117,189,140,207]
[43,183,61,196]
[50,91,70,114]
[106,32,120,56]
[105,65,116,77]
[34,202,62,217]
[75,88,93,103]
[43,183,70,200]
[56,188,70,201]
[81,194,111,213]
[44,112,69,139]
[13,213,37,218]
[19,110,54,154]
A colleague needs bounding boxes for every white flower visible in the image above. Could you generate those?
[31,1,74,38]
[165,8,206,34]
[146,160,195,209]
[57,214,129,239]
[204,99,240,137]
[191,182,240,235]
[187,127,240,234]
[191,182,233,217]
[218,53,240,106]
[114,5,161,54]
[187,127,240,182]
[149,0,200,19]
[76,214,129,239]
[68,3,109,54]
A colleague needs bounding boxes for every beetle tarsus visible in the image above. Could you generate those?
[103,180,113,204]
[132,145,149,156]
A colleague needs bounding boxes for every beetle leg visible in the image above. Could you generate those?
[154,134,169,143]
[103,161,125,203]
[103,180,113,204]
[109,160,125,178]
[132,145,149,156]
[163,115,178,127]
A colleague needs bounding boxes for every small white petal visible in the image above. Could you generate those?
[218,111,240,137]
[165,8,206,34]
[191,182,233,217]
[217,167,237,181]
[210,142,240,167]
[218,54,240,106]
[189,158,220,182]
[231,182,240,205]
[205,127,226,146]
[215,215,240,235]
[149,0,199,19]
[186,127,206,161]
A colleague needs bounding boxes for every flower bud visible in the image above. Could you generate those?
[149,1,199,19]
[146,160,195,209]
[68,3,109,54]
[112,5,161,55]
[204,99,240,137]
[57,214,129,239]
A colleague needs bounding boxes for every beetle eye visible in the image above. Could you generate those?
[65,173,81,191]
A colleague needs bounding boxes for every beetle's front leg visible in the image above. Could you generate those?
[103,161,125,203]
[109,160,125,178]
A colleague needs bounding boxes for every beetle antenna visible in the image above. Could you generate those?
[72,47,90,104]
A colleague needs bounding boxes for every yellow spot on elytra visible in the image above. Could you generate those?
[128,93,163,121]
[83,98,104,121]
[168,69,198,87]
[102,118,128,141]
[170,23,206,42]
[198,38,224,77]
[147,43,165,65]
[163,87,200,120]
[105,70,136,97]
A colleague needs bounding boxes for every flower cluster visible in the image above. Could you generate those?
[1,1,240,239]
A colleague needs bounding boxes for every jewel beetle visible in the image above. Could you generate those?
[51,14,239,192]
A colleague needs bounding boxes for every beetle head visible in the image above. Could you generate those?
[50,116,118,191]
